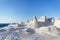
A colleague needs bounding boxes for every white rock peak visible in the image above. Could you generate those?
[38,16,47,22]
[32,16,38,28]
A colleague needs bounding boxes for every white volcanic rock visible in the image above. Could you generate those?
[51,18,55,23]
[32,16,38,28]
[54,18,60,28]
[35,26,57,36]
[25,16,38,29]
[38,16,48,22]
[25,21,33,28]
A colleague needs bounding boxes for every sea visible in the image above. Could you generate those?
[0,23,10,27]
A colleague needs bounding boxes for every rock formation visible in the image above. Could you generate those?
[32,16,38,28]
[38,16,47,22]
[54,18,60,28]
[35,26,57,35]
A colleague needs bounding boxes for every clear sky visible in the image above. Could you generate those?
[0,0,60,23]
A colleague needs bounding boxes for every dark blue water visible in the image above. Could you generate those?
[0,23,10,27]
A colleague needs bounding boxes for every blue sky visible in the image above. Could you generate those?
[0,0,60,23]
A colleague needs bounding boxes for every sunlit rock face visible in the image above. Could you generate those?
[51,18,55,23]
[38,16,52,27]
[25,16,53,28]
[25,16,38,29]
[54,18,60,28]
[35,26,57,35]
[32,16,38,28]
[38,16,48,22]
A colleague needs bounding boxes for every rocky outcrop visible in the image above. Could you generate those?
[35,26,57,35]
[32,16,38,28]
[38,16,47,22]
[54,18,60,28]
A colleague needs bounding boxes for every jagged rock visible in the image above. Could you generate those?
[38,16,47,22]
[32,16,38,28]
[38,16,52,27]
[25,16,38,29]
[54,19,60,28]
